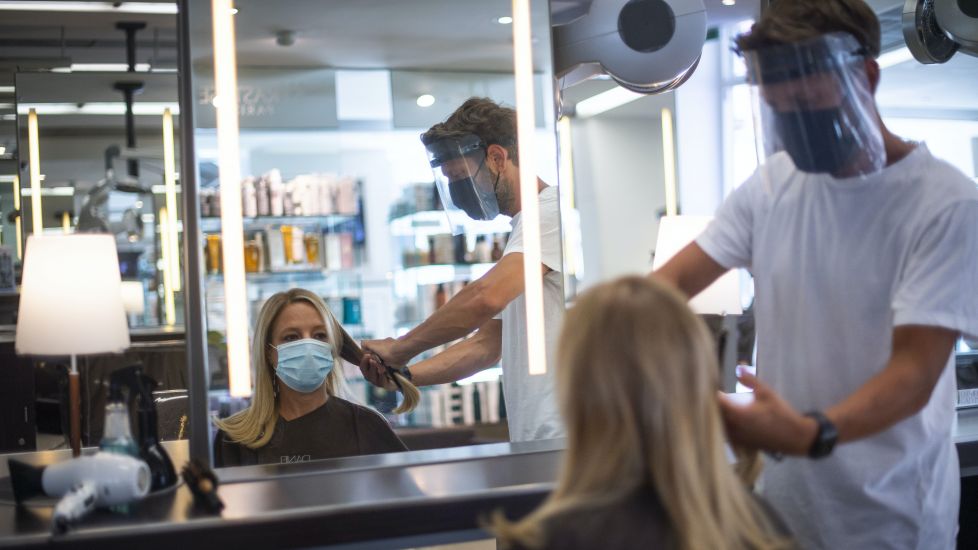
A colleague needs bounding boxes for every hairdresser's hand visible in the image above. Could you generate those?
[358,352,397,391]
[718,367,818,457]
[362,337,412,367]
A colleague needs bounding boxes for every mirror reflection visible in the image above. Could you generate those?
[1,5,185,456]
[188,0,565,467]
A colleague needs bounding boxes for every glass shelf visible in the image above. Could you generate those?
[388,211,511,238]
[200,214,359,233]
[206,268,359,284]
[392,263,494,286]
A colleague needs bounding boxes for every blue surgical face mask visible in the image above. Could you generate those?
[273,339,334,393]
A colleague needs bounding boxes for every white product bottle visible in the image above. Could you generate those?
[242,177,258,218]
[269,169,285,216]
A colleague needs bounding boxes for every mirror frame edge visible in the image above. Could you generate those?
[176,0,214,466]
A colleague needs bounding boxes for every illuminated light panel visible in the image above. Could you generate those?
[511,0,547,376]
[18,102,179,116]
[159,207,176,326]
[162,108,181,292]
[27,109,42,235]
[0,1,177,13]
[575,86,642,118]
[661,107,678,216]
[212,0,252,397]
[12,175,21,259]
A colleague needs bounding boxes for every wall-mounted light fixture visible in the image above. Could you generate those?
[27,108,42,235]
[212,0,252,397]
[61,212,70,234]
[511,0,547,376]
[162,108,181,292]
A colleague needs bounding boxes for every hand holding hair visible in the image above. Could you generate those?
[336,325,419,414]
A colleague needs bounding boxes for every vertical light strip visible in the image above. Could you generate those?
[212,0,252,397]
[557,116,578,277]
[512,0,547,376]
[61,211,70,233]
[12,175,22,259]
[159,207,176,325]
[661,107,678,216]
[162,108,181,292]
[27,109,42,235]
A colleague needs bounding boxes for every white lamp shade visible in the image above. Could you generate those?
[653,216,743,316]
[16,234,130,355]
[120,281,146,315]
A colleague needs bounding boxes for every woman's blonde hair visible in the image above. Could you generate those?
[213,288,418,449]
[493,276,787,550]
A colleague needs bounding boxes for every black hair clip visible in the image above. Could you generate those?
[180,459,225,514]
[375,356,412,391]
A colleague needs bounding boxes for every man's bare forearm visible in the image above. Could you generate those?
[826,325,957,443]
[396,280,501,361]
[409,320,502,386]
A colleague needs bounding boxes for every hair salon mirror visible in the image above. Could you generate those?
[184,0,566,469]
[0,4,186,455]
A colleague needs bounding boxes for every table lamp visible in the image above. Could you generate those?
[15,234,130,457]
[652,215,742,316]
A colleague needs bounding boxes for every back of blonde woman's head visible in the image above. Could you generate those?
[495,276,786,550]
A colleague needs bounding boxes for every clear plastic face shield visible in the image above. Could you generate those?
[743,32,885,179]
[425,134,503,232]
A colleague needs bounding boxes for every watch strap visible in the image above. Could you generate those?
[804,411,838,459]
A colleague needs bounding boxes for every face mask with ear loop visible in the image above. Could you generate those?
[424,133,504,232]
[272,339,335,393]
[742,32,886,178]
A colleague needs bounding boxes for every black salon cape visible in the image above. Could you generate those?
[213,397,407,467]
[506,487,790,550]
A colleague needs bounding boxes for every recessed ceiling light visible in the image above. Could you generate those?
[496,16,513,24]
[0,86,14,94]
[416,94,435,108]
[230,7,238,14]
[0,146,6,155]
[721,0,735,5]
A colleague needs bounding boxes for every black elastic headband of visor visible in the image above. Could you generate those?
[425,134,485,168]
[745,34,867,85]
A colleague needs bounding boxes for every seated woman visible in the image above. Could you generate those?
[493,276,791,549]
[214,288,410,467]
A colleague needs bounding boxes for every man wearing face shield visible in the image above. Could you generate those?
[360,97,564,442]
[654,1,978,548]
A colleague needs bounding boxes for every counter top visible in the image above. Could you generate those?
[1,411,976,549]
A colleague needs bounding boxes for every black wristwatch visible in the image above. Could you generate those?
[804,411,838,459]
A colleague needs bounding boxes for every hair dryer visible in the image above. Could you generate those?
[8,452,150,506]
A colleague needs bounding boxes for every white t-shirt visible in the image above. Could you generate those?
[500,185,566,442]
[697,144,978,550]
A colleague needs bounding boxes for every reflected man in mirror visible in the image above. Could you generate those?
[360,98,565,442]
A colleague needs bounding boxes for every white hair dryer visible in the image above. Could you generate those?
[8,452,151,507]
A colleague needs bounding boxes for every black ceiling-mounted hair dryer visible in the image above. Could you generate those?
[903,0,978,63]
